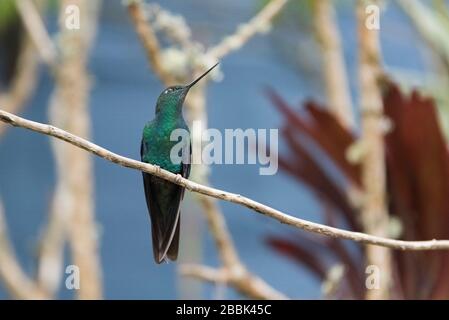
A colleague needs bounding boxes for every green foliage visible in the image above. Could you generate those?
[0,0,18,32]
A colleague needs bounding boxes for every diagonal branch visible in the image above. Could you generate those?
[189,197,287,299]
[180,264,287,300]
[16,0,57,66]
[0,201,49,299]
[207,0,288,60]
[127,0,175,85]
[2,109,449,251]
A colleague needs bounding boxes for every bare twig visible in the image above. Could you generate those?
[180,264,287,300]
[16,0,57,66]
[312,0,355,129]
[146,3,192,49]
[357,0,391,299]
[180,264,228,283]
[127,0,175,85]
[188,197,287,299]
[2,109,449,251]
[197,197,241,268]
[207,0,288,60]
[0,201,49,299]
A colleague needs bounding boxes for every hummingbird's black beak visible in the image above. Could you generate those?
[186,62,219,90]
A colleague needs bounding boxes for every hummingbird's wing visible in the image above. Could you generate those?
[166,143,191,261]
[141,139,191,264]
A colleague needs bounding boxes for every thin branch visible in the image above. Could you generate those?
[357,0,391,299]
[0,201,49,299]
[180,264,287,300]
[2,110,449,251]
[197,197,241,268]
[16,0,57,66]
[127,0,175,85]
[43,0,102,300]
[207,0,288,60]
[180,264,228,283]
[187,197,286,299]
[312,0,355,129]
[146,3,193,49]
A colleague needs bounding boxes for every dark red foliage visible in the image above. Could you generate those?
[266,82,449,299]
[383,85,449,299]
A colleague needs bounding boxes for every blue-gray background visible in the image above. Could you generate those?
[0,0,425,299]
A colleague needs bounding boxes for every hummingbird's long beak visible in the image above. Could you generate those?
[186,62,219,89]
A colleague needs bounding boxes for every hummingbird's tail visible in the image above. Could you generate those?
[165,217,180,261]
[149,201,181,264]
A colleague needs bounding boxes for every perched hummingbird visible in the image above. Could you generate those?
[141,63,219,264]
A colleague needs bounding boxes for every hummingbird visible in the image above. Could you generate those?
[141,62,219,264]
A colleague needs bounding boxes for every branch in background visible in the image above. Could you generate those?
[356,0,391,299]
[180,263,287,300]
[207,0,288,60]
[0,34,39,137]
[63,0,102,300]
[197,197,241,268]
[0,200,48,299]
[39,0,102,299]
[397,0,449,70]
[0,2,48,299]
[1,0,102,299]
[312,0,355,130]
[188,197,286,299]
[127,0,175,85]
[146,3,193,49]
[3,110,449,251]
[15,0,57,66]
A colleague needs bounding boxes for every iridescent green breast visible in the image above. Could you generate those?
[142,119,189,173]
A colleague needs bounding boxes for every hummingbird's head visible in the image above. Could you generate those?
[155,85,188,114]
[155,62,219,115]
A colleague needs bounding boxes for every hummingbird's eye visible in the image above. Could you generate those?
[164,88,173,94]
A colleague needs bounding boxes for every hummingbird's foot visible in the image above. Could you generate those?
[175,174,183,184]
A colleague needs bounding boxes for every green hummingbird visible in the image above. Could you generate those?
[141,62,219,264]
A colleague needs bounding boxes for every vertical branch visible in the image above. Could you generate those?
[312,0,355,130]
[197,197,242,270]
[45,0,102,299]
[356,0,391,299]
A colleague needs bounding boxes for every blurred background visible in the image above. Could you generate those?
[1,0,449,299]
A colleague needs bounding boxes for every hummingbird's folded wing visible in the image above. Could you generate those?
[140,138,191,264]
[166,140,191,261]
